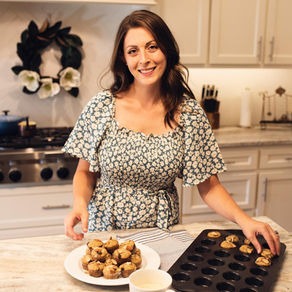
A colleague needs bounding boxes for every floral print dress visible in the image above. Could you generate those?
[62,90,226,231]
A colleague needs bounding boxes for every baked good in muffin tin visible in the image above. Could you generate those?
[168,229,286,292]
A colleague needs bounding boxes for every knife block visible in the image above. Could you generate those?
[206,112,220,129]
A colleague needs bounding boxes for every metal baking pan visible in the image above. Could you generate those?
[168,229,286,292]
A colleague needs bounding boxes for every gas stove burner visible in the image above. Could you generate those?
[0,127,77,185]
[0,127,73,149]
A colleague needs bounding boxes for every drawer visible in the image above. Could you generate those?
[182,172,257,215]
[0,185,73,230]
[260,146,292,169]
[221,148,258,171]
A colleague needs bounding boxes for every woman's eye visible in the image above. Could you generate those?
[148,45,158,52]
[127,48,137,55]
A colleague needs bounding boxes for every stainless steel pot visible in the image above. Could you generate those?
[0,110,26,136]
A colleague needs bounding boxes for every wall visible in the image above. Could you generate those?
[0,2,145,127]
[187,68,292,127]
[1,2,292,128]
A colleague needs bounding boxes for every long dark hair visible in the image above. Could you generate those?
[105,10,195,127]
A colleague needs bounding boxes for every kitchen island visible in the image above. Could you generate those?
[0,216,291,291]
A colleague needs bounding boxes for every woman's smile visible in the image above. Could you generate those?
[138,66,156,76]
[123,27,166,87]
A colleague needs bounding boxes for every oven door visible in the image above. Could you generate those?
[0,184,73,239]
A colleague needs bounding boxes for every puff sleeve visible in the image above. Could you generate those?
[179,98,226,187]
[62,91,113,172]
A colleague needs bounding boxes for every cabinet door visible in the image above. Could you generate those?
[264,0,292,65]
[257,170,292,232]
[209,0,266,64]
[0,185,73,239]
[156,0,209,64]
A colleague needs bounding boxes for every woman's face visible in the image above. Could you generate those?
[123,27,167,88]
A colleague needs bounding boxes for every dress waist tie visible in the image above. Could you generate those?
[156,189,177,230]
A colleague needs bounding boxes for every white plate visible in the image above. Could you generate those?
[64,242,161,286]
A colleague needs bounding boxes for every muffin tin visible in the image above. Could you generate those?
[168,229,286,292]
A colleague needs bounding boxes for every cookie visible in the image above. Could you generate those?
[220,240,236,249]
[261,248,274,259]
[255,256,271,267]
[207,231,221,238]
[225,234,239,243]
[239,244,254,254]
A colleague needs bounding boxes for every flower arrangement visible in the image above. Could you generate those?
[11,20,83,98]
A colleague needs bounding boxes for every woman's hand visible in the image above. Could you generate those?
[64,208,88,240]
[64,159,97,240]
[197,175,281,256]
[239,217,281,256]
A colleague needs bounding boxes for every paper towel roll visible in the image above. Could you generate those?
[239,88,252,128]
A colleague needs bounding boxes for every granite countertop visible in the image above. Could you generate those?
[0,216,291,291]
[213,126,292,147]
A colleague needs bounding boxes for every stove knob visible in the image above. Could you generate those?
[0,170,4,182]
[40,167,53,181]
[9,168,22,182]
[57,166,69,179]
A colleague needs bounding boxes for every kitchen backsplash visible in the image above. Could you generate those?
[1,2,292,128]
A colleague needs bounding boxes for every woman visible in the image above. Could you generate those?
[63,10,280,255]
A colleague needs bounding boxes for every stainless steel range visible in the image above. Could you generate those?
[0,127,79,239]
[0,127,78,186]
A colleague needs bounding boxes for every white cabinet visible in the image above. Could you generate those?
[209,0,292,65]
[256,146,292,232]
[155,0,209,64]
[180,144,292,231]
[209,0,266,65]
[0,184,73,239]
[264,0,292,65]
[181,147,258,224]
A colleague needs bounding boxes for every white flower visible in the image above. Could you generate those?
[18,70,40,91]
[59,67,80,91]
[38,78,60,99]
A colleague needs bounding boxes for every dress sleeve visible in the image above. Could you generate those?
[179,98,226,187]
[62,91,112,172]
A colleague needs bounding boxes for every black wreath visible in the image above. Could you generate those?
[11,20,83,97]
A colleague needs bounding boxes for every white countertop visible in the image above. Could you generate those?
[213,126,292,147]
[0,216,291,291]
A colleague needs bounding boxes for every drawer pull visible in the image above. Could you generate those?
[42,204,71,210]
[285,157,292,161]
[225,160,236,165]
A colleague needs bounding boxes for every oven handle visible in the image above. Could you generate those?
[42,204,71,210]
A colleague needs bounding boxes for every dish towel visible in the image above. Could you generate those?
[116,228,194,244]
[116,228,194,271]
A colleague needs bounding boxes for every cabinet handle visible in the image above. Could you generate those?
[257,36,262,61]
[263,178,267,202]
[285,157,292,161]
[42,204,71,210]
[269,37,275,62]
[225,160,236,165]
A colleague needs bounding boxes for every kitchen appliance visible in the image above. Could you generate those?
[0,127,77,186]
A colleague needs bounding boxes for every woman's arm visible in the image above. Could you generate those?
[197,174,281,256]
[64,159,99,240]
